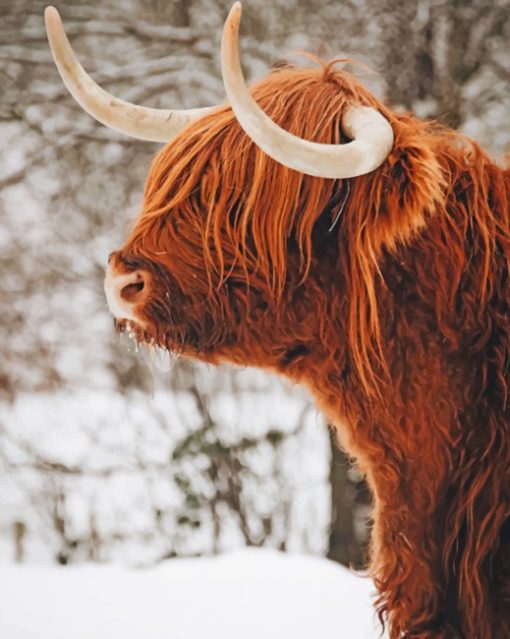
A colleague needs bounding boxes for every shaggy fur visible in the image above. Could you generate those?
[111,62,510,638]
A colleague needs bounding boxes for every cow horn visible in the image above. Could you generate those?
[44,6,216,142]
[221,3,394,178]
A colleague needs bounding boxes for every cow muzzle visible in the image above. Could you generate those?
[104,262,148,322]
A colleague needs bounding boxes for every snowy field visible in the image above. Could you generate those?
[0,549,383,639]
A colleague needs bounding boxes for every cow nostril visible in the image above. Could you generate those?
[120,275,145,303]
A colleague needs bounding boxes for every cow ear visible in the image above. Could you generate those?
[335,121,446,396]
[344,117,446,257]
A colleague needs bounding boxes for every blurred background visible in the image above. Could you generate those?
[1,0,509,570]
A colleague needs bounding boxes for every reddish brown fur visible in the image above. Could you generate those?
[112,63,510,638]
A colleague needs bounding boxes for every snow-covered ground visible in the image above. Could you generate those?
[0,549,383,639]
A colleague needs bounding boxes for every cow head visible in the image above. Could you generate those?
[46,3,443,389]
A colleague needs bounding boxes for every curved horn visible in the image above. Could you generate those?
[221,3,394,179]
[44,6,216,142]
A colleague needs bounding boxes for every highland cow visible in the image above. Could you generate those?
[46,3,510,638]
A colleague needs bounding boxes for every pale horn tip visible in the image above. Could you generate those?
[44,6,61,28]
[229,2,242,21]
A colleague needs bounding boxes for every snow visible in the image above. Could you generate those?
[0,388,330,563]
[0,549,383,639]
